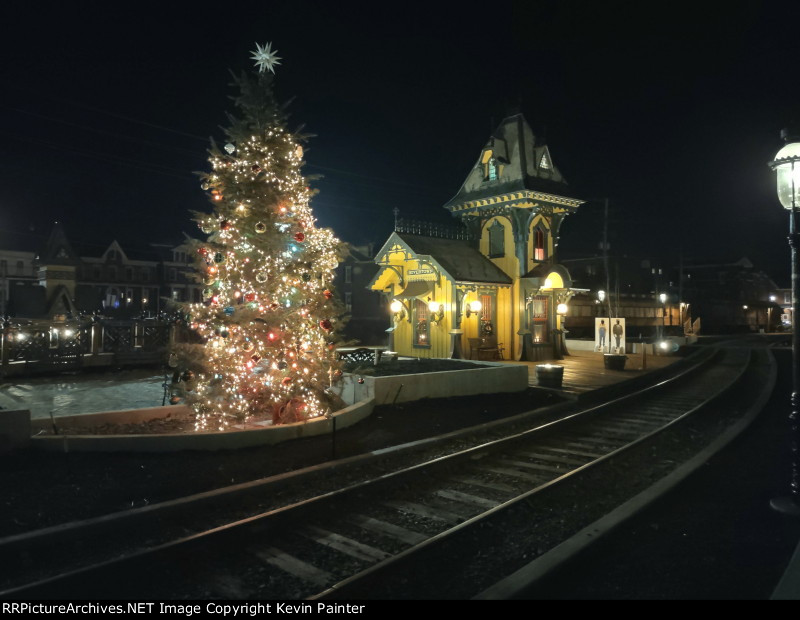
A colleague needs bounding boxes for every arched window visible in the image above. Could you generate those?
[533,226,546,261]
[488,220,505,258]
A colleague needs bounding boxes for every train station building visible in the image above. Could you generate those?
[369,113,585,361]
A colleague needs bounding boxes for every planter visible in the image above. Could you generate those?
[604,354,628,370]
[536,364,564,388]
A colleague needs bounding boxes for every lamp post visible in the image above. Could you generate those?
[556,302,569,358]
[769,294,777,332]
[659,292,667,339]
[768,129,800,516]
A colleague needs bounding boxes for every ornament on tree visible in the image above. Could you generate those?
[252,164,262,173]
[181,370,195,382]
[201,182,210,191]
[214,252,225,263]
[295,145,303,159]
[244,292,256,302]
[255,272,268,283]
[224,307,235,316]
[255,222,267,233]
[293,231,305,243]
[302,273,311,282]
[243,341,255,352]
[224,143,236,154]
[323,289,333,299]
[278,361,288,370]
[282,376,292,385]
[319,319,332,332]
[220,220,231,230]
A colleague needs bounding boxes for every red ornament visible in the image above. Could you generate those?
[244,293,256,302]
[293,232,305,243]
[323,289,333,300]
[220,220,231,230]
[319,319,333,332]
[282,376,293,385]
[252,164,262,173]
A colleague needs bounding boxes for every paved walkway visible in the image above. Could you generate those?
[513,348,679,395]
[0,369,166,419]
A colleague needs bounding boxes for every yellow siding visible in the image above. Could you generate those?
[479,216,519,279]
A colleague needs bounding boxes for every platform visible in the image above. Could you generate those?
[513,348,679,395]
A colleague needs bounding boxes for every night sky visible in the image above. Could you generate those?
[2,2,799,283]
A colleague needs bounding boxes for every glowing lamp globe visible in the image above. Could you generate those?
[556,303,568,315]
[469,300,482,313]
[771,139,800,209]
[428,300,441,313]
[390,300,403,314]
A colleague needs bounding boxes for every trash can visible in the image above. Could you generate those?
[536,364,564,388]
[603,354,628,370]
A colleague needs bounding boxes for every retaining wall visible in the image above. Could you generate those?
[27,360,528,453]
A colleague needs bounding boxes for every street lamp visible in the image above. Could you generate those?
[768,129,800,515]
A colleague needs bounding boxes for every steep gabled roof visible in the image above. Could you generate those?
[443,113,578,212]
[38,222,80,265]
[374,232,511,285]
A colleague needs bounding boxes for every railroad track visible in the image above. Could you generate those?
[0,346,766,600]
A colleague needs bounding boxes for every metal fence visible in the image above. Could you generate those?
[0,319,176,377]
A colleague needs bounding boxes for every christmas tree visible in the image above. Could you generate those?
[174,42,345,431]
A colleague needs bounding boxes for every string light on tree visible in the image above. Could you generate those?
[171,41,345,431]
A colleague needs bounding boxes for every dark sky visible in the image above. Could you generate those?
[1,2,799,283]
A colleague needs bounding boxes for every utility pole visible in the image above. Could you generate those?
[603,198,613,352]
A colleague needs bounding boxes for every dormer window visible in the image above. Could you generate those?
[487,158,499,181]
[539,153,550,170]
[481,149,500,182]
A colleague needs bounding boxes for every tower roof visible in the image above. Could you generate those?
[443,113,582,214]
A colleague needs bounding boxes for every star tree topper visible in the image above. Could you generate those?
[250,42,282,74]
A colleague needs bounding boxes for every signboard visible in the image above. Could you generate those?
[595,317,626,354]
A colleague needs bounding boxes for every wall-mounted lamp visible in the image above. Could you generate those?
[556,303,569,316]
[597,290,606,303]
[427,298,445,324]
[465,299,483,318]
[659,293,667,304]
[390,299,407,322]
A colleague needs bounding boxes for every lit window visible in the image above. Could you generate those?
[345,266,352,284]
[345,292,352,313]
[531,295,549,343]
[533,227,546,261]
[540,153,550,170]
[487,159,498,181]
[414,299,430,347]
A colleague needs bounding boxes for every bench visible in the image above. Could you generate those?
[468,337,504,361]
